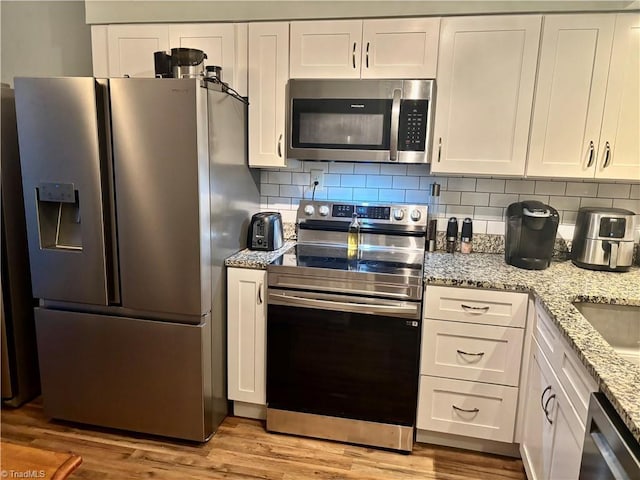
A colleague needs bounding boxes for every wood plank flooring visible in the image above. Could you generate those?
[1,399,526,479]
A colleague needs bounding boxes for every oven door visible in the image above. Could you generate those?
[266,289,421,427]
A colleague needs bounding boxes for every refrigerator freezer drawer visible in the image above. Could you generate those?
[35,308,215,441]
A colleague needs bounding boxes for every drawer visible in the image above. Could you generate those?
[417,376,518,443]
[420,319,524,386]
[424,286,527,327]
[533,299,560,365]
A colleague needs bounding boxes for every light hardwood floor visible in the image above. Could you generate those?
[1,400,526,479]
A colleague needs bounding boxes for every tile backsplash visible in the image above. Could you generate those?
[259,160,640,242]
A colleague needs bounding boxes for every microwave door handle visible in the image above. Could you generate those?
[389,89,402,162]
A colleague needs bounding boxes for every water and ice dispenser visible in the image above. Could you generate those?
[36,182,82,250]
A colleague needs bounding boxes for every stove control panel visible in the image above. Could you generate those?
[298,201,428,227]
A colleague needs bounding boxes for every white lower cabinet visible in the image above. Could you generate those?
[227,268,266,407]
[418,286,528,444]
[519,303,598,480]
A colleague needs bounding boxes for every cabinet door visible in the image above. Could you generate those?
[248,22,289,168]
[527,15,615,179]
[91,25,109,78]
[520,343,556,480]
[431,16,541,176]
[169,23,246,96]
[361,18,440,79]
[290,20,362,78]
[597,13,640,181]
[547,398,584,480]
[227,268,267,405]
[107,24,169,78]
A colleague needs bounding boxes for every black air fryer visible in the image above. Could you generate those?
[505,201,559,270]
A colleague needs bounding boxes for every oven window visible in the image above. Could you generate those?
[292,99,392,150]
[267,303,420,426]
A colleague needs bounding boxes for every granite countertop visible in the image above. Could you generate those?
[226,246,640,442]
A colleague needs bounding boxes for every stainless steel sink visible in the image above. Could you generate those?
[573,302,640,367]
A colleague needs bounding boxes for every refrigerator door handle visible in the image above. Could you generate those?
[96,79,121,305]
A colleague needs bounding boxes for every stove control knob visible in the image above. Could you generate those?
[392,208,405,221]
[318,205,330,216]
[410,209,422,222]
[304,205,315,216]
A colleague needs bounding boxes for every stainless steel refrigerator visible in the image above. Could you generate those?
[14,77,259,441]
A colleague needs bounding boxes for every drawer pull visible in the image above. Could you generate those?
[456,349,485,358]
[452,405,480,414]
[461,304,490,314]
[544,394,556,425]
[540,385,552,411]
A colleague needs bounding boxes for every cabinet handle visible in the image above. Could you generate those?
[543,394,556,425]
[603,141,611,168]
[258,282,263,304]
[456,349,485,357]
[352,42,357,69]
[365,42,370,68]
[586,141,595,167]
[437,137,442,163]
[452,405,480,414]
[277,134,283,158]
[540,385,552,411]
[460,304,490,314]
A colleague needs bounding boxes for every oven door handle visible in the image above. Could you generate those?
[269,292,418,316]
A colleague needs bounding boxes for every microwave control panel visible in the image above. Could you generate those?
[398,100,428,151]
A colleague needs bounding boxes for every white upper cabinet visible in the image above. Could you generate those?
[527,13,639,181]
[431,15,541,176]
[106,24,170,78]
[598,14,640,180]
[290,18,440,79]
[248,22,289,168]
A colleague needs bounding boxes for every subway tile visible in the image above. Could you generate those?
[366,175,393,188]
[631,184,640,200]
[447,177,476,191]
[489,193,520,207]
[557,224,575,241]
[267,196,291,209]
[436,218,449,231]
[353,188,379,201]
[307,187,328,200]
[354,163,380,174]
[405,189,430,204]
[612,198,640,212]
[518,194,550,204]
[486,221,505,235]
[420,177,440,191]
[505,180,535,194]
[284,159,303,171]
[340,174,366,188]
[324,173,341,187]
[440,191,461,205]
[580,197,613,208]
[548,196,581,211]
[328,163,354,174]
[561,211,578,224]
[290,198,302,210]
[445,205,475,218]
[303,162,329,173]
[598,183,631,199]
[565,182,598,197]
[393,175,420,189]
[471,220,488,235]
[407,164,430,176]
[326,187,353,200]
[261,183,279,196]
[292,172,311,186]
[378,189,405,202]
[280,185,304,198]
[431,176,448,189]
[268,171,292,184]
[476,179,505,193]
[260,170,270,183]
[260,196,268,209]
[380,164,407,176]
[473,206,504,221]
[535,181,566,196]
[461,192,490,206]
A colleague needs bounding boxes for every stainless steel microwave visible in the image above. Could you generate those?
[287,79,435,163]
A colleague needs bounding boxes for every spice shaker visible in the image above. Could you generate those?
[461,218,473,254]
[446,217,458,253]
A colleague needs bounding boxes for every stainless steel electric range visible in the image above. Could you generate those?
[266,200,428,452]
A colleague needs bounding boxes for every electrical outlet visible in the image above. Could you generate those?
[310,169,324,189]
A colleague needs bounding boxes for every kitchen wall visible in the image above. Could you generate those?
[1,1,92,86]
[259,160,640,241]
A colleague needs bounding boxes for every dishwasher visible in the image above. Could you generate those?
[579,392,640,479]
